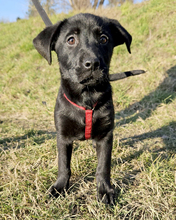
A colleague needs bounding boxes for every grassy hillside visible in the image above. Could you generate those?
[1,0,176,219]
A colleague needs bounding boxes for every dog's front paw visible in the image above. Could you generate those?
[49,177,69,198]
[97,181,115,205]
[49,185,62,198]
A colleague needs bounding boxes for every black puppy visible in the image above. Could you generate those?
[33,13,132,204]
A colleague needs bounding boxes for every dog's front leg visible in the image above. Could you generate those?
[50,134,73,198]
[95,131,114,205]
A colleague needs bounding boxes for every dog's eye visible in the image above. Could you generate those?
[99,35,108,44]
[67,36,76,45]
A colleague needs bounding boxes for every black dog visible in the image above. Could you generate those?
[33,13,132,204]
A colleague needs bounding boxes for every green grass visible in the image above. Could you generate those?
[1,0,176,219]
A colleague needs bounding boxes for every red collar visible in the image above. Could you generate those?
[64,93,97,140]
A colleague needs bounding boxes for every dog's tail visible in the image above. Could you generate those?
[109,70,145,81]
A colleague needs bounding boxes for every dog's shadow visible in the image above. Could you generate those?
[0,129,56,151]
[111,120,176,202]
[111,65,176,198]
[115,65,176,126]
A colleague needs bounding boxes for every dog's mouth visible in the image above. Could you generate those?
[79,76,94,84]
[79,69,107,85]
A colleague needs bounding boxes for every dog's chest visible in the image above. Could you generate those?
[57,103,114,141]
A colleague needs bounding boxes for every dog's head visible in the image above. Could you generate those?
[33,13,132,86]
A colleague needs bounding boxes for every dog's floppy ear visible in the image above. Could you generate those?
[109,19,132,53]
[33,21,63,65]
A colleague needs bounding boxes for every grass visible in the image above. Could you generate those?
[0,0,176,219]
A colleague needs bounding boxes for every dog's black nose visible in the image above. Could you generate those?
[84,58,100,70]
